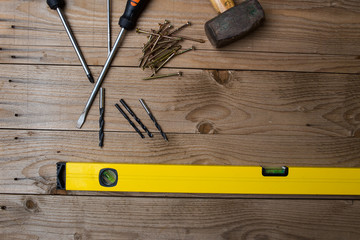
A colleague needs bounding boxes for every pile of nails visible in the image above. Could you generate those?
[136,20,205,80]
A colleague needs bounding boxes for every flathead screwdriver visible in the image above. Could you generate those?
[46,0,94,83]
[77,0,150,129]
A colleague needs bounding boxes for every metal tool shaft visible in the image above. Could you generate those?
[56,8,94,83]
[77,28,127,128]
[107,0,111,55]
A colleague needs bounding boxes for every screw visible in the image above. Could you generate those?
[155,51,177,73]
[176,46,195,56]
[171,35,205,43]
[159,24,173,35]
[158,20,170,33]
[149,46,181,69]
[136,28,182,41]
[150,35,161,52]
[143,72,182,80]
[169,21,191,35]
[148,41,180,61]
[142,34,154,52]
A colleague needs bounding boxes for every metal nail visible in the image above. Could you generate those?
[154,51,177,73]
[143,72,182,80]
[176,46,195,56]
[169,21,191,35]
[171,35,205,43]
[136,28,182,41]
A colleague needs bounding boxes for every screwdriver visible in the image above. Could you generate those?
[77,0,150,129]
[46,0,94,83]
[107,0,111,55]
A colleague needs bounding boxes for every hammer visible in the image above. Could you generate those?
[205,0,265,48]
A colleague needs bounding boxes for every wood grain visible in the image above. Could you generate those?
[0,195,360,239]
[1,0,360,55]
[1,64,359,136]
[1,45,359,73]
[1,130,360,195]
[1,0,360,237]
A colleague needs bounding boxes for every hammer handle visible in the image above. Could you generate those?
[209,0,235,13]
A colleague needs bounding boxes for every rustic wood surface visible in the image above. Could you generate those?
[1,195,360,240]
[1,0,360,238]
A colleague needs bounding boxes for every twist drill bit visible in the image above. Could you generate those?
[115,104,144,138]
[46,0,94,83]
[99,88,105,147]
[120,99,153,138]
[139,99,168,141]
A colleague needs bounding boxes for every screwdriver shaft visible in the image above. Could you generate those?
[107,0,111,55]
[56,8,94,83]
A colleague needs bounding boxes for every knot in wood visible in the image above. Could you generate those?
[197,121,217,134]
[24,198,39,212]
[208,70,232,86]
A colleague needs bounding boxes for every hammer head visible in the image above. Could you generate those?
[205,0,265,48]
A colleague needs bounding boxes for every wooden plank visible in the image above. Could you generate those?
[1,45,360,73]
[1,130,360,194]
[1,0,360,55]
[1,64,360,136]
[0,194,360,239]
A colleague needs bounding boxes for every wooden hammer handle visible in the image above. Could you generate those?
[209,0,235,13]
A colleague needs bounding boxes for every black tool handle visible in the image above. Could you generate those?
[119,0,150,30]
[47,0,65,10]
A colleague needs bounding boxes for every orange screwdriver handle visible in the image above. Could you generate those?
[119,0,150,30]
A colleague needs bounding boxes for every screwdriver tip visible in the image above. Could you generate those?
[76,112,86,129]
[87,74,95,83]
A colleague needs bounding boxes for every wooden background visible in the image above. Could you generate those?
[1,0,360,239]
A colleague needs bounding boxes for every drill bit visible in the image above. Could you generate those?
[99,88,105,148]
[115,104,144,139]
[120,99,153,138]
[139,99,168,142]
[46,0,94,83]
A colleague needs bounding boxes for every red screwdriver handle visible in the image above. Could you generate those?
[46,0,65,10]
[119,0,150,30]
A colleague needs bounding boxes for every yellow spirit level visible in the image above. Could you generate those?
[56,162,360,195]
